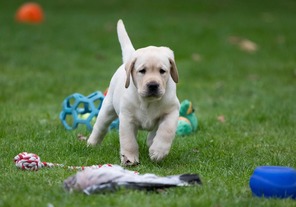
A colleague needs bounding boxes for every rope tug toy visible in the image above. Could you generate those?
[14,152,201,195]
[14,152,116,171]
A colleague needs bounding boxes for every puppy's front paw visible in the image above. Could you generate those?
[86,137,98,146]
[149,142,171,161]
[121,154,139,166]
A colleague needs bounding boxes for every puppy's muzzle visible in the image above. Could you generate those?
[146,81,160,97]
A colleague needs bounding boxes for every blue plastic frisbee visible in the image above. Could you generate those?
[249,166,296,199]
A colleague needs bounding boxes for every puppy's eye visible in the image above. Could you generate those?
[139,69,146,74]
[160,69,166,74]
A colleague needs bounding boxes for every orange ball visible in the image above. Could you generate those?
[15,2,44,24]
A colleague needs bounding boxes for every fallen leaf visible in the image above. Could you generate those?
[239,39,258,53]
[228,36,258,53]
[217,115,225,123]
[192,53,202,62]
[77,134,87,141]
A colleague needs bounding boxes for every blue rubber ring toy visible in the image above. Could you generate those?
[249,166,296,199]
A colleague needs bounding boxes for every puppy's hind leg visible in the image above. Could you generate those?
[146,129,157,148]
[87,99,117,146]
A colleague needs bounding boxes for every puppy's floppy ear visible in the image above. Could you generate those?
[160,47,179,83]
[125,58,136,88]
[169,58,179,83]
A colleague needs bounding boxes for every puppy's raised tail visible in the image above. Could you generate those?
[117,19,135,64]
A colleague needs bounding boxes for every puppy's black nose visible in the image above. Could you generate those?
[147,82,159,93]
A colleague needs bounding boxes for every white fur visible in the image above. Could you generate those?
[87,19,180,165]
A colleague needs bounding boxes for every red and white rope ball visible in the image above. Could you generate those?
[14,152,45,171]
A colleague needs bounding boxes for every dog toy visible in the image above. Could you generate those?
[60,91,119,131]
[59,91,104,131]
[13,152,128,172]
[250,166,296,199]
[15,2,44,24]
[78,113,96,123]
[64,165,201,194]
[176,100,198,136]
[14,152,201,194]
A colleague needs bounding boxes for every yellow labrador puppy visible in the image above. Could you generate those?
[87,20,180,165]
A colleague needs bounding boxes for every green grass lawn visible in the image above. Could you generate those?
[1,0,295,206]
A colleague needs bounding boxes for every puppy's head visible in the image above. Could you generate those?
[125,46,178,100]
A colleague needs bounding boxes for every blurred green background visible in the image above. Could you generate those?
[0,0,295,206]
